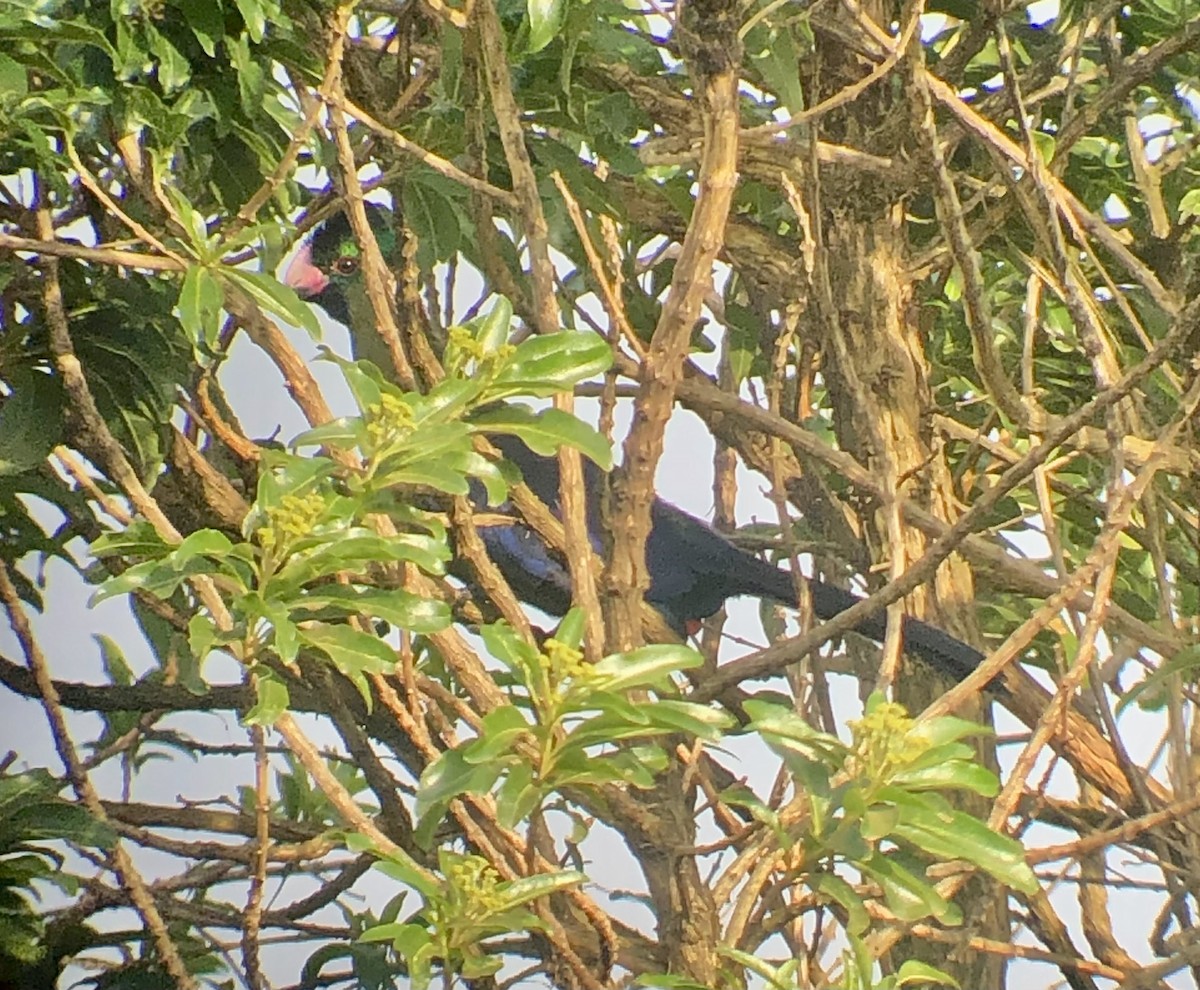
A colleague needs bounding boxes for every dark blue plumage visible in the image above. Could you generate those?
[488,435,985,681]
[500,436,792,628]
[286,210,988,683]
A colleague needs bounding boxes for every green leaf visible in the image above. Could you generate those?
[621,699,732,739]
[377,421,472,462]
[1030,129,1055,164]
[253,451,335,507]
[171,529,235,568]
[0,370,64,475]
[861,803,901,841]
[475,297,513,356]
[401,176,466,268]
[290,417,367,450]
[894,959,960,988]
[494,868,585,909]
[178,0,224,56]
[326,354,384,417]
[811,872,870,936]
[913,715,991,749]
[487,331,612,396]
[554,609,586,650]
[91,558,195,604]
[296,587,450,634]
[360,920,436,990]
[225,268,322,338]
[95,634,134,686]
[883,792,1037,893]
[0,771,56,815]
[860,853,957,924]
[187,613,218,668]
[165,187,213,258]
[460,953,504,978]
[562,701,730,751]
[471,405,614,470]
[552,747,662,788]
[375,460,471,496]
[745,21,805,116]
[744,701,848,763]
[718,946,801,988]
[359,921,422,944]
[464,451,509,505]
[7,802,114,847]
[356,840,440,897]
[234,0,267,42]
[495,762,539,827]
[526,0,565,53]
[0,53,27,100]
[559,716,661,751]
[480,621,541,672]
[276,533,448,582]
[0,852,55,886]
[178,265,225,346]
[570,689,653,725]
[559,720,672,753]
[299,624,397,676]
[262,600,300,663]
[1117,644,1200,714]
[1180,188,1200,219]
[589,643,702,691]
[146,22,190,92]
[379,376,464,424]
[245,670,290,725]
[414,749,504,829]
[463,706,532,764]
[890,758,998,796]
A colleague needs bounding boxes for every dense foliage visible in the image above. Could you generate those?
[0,0,1198,987]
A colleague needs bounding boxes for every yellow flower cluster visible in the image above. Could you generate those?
[542,637,589,684]
[256,491,327,551]
[447,325,515,369]
[846,702,924,779]
[365,392,415,449]
[446,856,504,913]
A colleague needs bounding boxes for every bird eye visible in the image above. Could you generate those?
[332,256,359,276]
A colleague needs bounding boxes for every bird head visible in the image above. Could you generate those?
[284,204,396,328]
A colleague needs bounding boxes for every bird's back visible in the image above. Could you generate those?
[488,435,797,631]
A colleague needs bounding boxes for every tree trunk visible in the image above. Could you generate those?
[806,11,1010,986]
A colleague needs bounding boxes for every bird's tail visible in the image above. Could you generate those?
[808,580,986,682]
[739,555,805,608]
